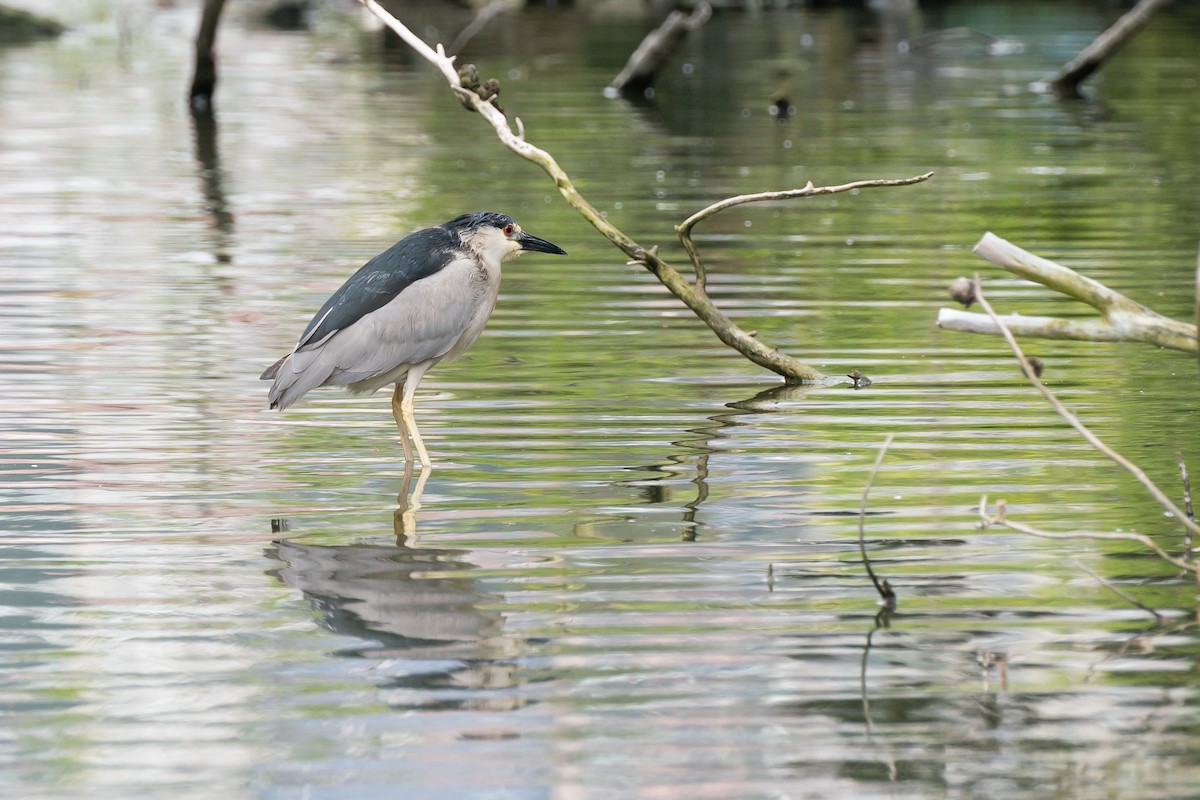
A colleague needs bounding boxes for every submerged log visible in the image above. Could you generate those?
[606,3,711,99]
[1048,0,1177,97]
[0,4,64,42]
[189,0,227,114]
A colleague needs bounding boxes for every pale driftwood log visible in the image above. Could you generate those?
[936,233,1198,354]
[607,3,712,98]
[1048,0,1177,97]
[357,0,931,384]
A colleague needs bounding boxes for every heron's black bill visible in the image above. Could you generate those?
[517,231,567,255]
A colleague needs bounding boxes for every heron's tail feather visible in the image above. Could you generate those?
[260,355,287,381]
[266,349,337,411]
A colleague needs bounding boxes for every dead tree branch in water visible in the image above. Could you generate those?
[978,496,1192,574]
[937,233,1197,354]
[1048,0,1177,97]
[356,0,931,385]
[970,278,1200,583]
[607,3,712,98]
[859,434,897,610]
[678,175,933,297]
[189,0,227,113]
[971,275,1200,547]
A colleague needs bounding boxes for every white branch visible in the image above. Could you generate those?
[938,232,1198,353]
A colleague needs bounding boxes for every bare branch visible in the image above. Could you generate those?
[971,277,1200,548]
[1073,559,1164,624]
[677,173,934,295]
[978,496,1192,573]
[1179,451,1194,565]
[680,174,934,239]
[189,0,227,113]
[937,308,1152,343]
[975,232,1132,313]
[858,434,897,610]
[937,233,1197,353]
[360,0,915,384]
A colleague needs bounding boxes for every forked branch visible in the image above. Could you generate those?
[677,174,933,295]
[358,0,931,385]
[971,276,1200,555]
[979,496,1191,574]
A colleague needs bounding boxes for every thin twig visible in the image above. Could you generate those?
[978,495,1192,573]
[1072,559,1165,623]
[859,434,897,610]
[677,174,933,295]
[1179,452,1195,522]
[1084,617,1196,683]
[972,275,1200,547]
[448,0,506,55]
[1178,451,1194,564]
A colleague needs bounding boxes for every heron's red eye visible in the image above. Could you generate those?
[503,224,515,236]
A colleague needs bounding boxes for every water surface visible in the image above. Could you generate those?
[2,2,1199,798]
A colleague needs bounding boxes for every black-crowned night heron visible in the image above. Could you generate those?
[262,211,567,465]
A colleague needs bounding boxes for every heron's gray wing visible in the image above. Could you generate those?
[295,225,460,350]
[267,258,495,409]
[323,257,495,379]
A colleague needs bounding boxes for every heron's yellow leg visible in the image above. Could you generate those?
[400,395,430,467]
[391,384,413,463]
[399,362,433,467]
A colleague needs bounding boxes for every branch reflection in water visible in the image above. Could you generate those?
[624,382,828,541]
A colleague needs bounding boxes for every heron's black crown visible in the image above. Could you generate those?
[443,211,515,234]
